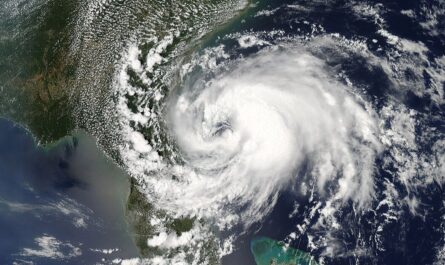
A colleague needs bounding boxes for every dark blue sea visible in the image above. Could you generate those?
[0,118,138,264]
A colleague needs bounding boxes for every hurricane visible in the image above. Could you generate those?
[153,48,382,229]
[110,15,445,261]
[3,0,443,264]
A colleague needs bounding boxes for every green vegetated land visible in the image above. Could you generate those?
[126,178,219,263]
[0,0,249,261]
[0,0,80,143]
[251,237,319,265]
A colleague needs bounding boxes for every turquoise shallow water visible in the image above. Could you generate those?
[251,237,318,265]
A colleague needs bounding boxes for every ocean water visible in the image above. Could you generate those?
[0,118,138,264]
[1,0,445,264]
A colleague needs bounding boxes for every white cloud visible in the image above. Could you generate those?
[147,231,193,249]
[109,10,445,261]
[254,7,280,17]
[0,197,90,229]
[20,235,81,259]
[237,35,270,48]
[145,47,382,231]
[90,248,119,254]
[73,218,87,228]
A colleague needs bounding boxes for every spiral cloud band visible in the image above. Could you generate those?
[142,48,383,228]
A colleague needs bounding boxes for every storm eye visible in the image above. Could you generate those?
[212,121,232,137]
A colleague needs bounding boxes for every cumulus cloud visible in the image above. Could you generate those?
[135,47,383,229]
[20,235,81,259]
[0,197,90,229]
